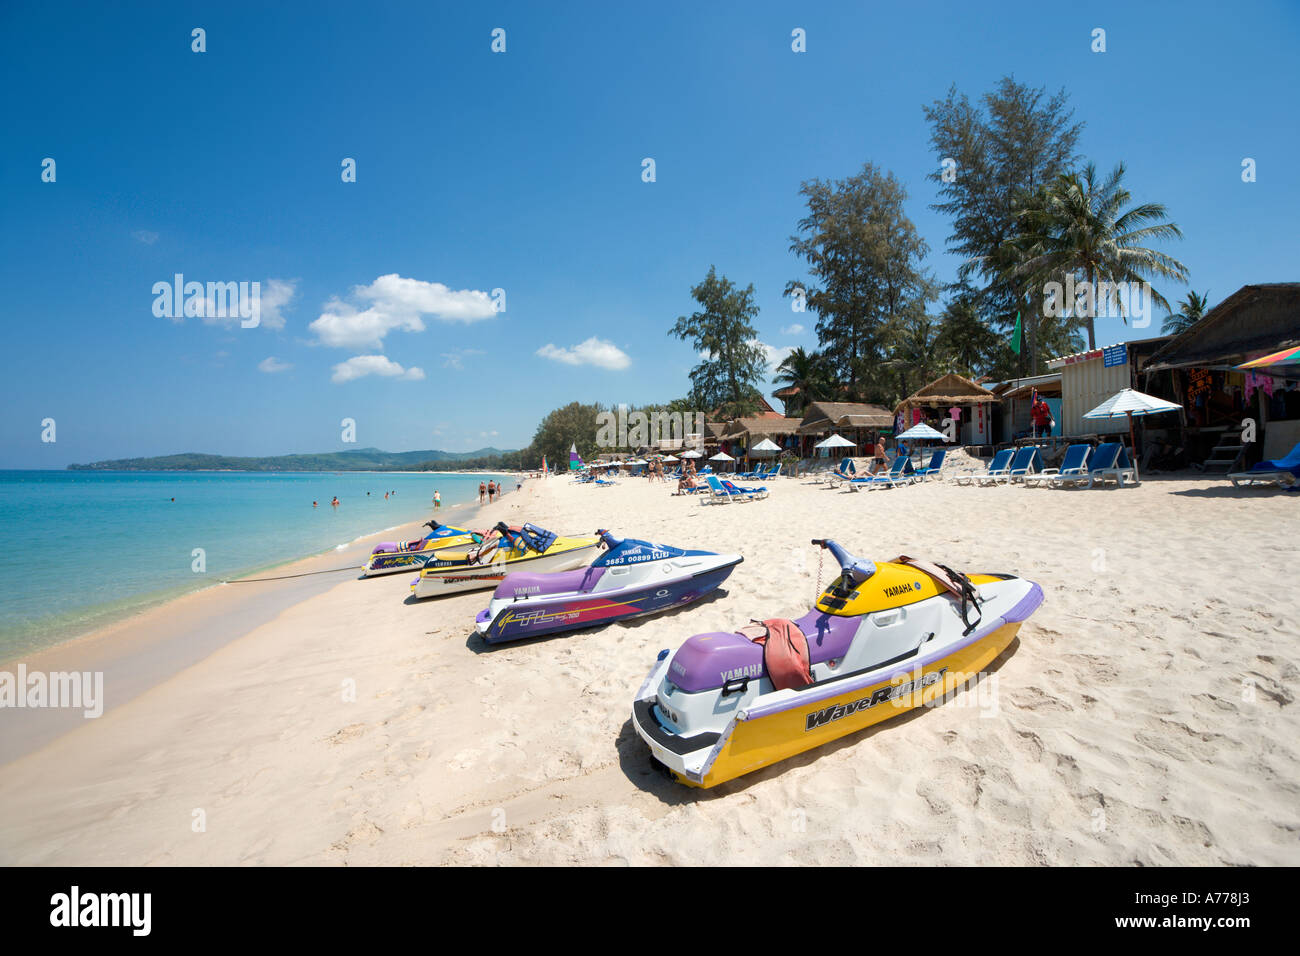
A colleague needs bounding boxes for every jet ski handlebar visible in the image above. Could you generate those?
[595,529,621,550]
[810,538,877,583]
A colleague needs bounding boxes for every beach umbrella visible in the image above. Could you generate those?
[1083,387,1182,455]
[709,452,734,460]
[896,423,947,442]
[813,433,856,449]
[680,450,703,459]
[750,438,780,455]
[661,454,679,463]
[1236,346,1300,370]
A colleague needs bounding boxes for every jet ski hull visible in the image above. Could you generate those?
[475,555,742,644]
[363,537,477,576]
[633,575,1042,788]
[410,541,601,599]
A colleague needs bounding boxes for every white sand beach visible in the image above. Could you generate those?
[1,472,1297,866]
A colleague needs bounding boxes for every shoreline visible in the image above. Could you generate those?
[0,484,516,765]
[0,471,518,667]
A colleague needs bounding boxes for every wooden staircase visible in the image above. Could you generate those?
[1201,440,1245,474]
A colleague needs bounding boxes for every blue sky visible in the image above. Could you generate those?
[3,0,1297,467]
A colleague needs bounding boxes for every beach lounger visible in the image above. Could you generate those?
[1087,443,1139,488]
[953,448,1014,486]
[847,456,914,491]
[912,448,947,481]
[722,478,768,500]
[1227,442,1300,488]
[1007,446,1045,482]
[824,459,858,488]
[1024,443,1091,487]
[701,475,756,503]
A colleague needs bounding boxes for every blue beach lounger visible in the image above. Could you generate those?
[1227,442,1300,488]
[912,448,947,481]
[1086,442,1138,488]
[847,455,914,491]
[1024,443,1092,487]
[953,448,1014,486]
[1006,446,1045,483]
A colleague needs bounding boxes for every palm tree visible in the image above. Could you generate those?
[1013,162,1189,349]
[1162,290,1211,335]
[882,312,944,404]
[935,294,1002,377]
[773,347,834,416]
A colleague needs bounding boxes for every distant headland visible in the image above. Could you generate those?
[67,447,519,472]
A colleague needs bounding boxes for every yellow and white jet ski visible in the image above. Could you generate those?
[409,522,601,599]
[632,538,1043,788]
[363,520,484,576]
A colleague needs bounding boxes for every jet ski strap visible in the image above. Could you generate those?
[894,555,983,637]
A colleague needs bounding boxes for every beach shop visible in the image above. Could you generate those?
[893,374,999,447]
[1142,283,1300,471]
[1046,337,1173,441]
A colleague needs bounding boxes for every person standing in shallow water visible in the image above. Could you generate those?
[479,481,486,504]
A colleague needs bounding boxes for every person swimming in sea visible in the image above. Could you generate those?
[331,496,339,507]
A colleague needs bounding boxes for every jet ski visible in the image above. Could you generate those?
[474,530,743,644]
[363,520,483,576]
[409,522,602,599]
[632,538,1043,788]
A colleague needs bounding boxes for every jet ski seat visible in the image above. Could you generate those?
[668,610,860,693]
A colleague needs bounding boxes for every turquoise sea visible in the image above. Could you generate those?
[0,470,509,659]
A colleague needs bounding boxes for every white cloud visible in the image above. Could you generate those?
[258,278,297,330]
[751,339,793,374]
[780,323,805,335]
[441,347,486,369]
[258,356,293,373]
[536,336,630,370]
[132,229,159,245]
[189,277,296,330]
[330,355,426,384]
[310,274,497,350]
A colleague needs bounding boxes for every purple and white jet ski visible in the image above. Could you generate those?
[474,531,743,644]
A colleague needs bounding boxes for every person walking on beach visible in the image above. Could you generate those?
[479,481,487,504]
[488,480,497,502]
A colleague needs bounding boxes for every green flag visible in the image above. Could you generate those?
[1010,311,1022,355]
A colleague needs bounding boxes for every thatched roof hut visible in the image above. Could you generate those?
[797,401,893,435]
[894,373,998,416]
[721,417,803,442]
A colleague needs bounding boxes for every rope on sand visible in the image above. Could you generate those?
[221,565,362,583]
